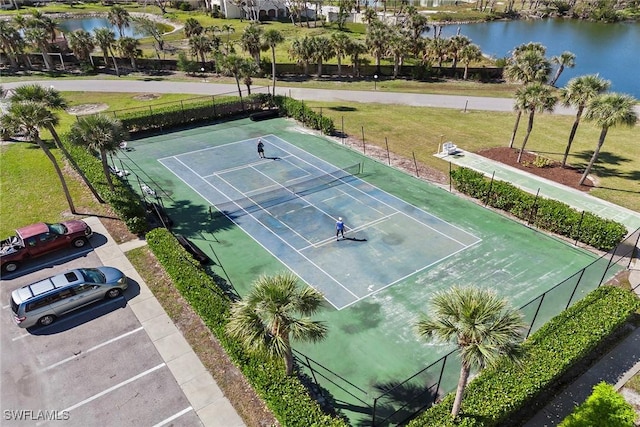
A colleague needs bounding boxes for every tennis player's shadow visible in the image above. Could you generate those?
[342,237,367,242]
[265,156,281,160]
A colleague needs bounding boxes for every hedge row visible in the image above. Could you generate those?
[450,167,627,251]
[145,228,348,427]
[272,96,336,135]
[61,135,148,234]
[408,286,640,427]
[116,96,264,132]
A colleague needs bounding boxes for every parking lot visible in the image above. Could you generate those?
[1,224,204,426]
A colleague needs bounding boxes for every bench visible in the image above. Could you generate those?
[441,141,458,155]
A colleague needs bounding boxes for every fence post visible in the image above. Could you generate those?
[526,293,546,339]
[565,269,586,310]
[598,251,615,287]
[484,172,495,206]
[574,211,585,246]
[341,116,345,144]
[527,189,540,226]
[361,126,366,154]
[434,355,447,404]
[628,229,640,269]
[385,137,390,165]
[412,152,419,177]
[372,397,378,426]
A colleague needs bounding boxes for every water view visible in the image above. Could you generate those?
[439,19,640,98]
[57,17,138,39]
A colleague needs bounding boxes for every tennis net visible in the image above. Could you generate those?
[215,162,362,218]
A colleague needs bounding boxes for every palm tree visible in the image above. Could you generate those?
[226,272,327,376]
[31,10,58,43]
[239,59,260,95]
[93,27,119,75]
[311,36,333,78]
[448,35,471,71]
[459,43,482,80]
[513,83,557,163]
[425,36,450,69]
[579,93,638,185]
[183,18,203,38]
[387,28,410,79]
[220,24,235,54]
[262,29,284,96]
[0,101,76,213]
[240,23,263,67]
[366,21,389,74]
[415,286,525,418]
[10,84,104,203]
[330,32,351,78]
[349,40,367,78]
[289,36,315,76]
[549,51,576,87]
[0,21,23,69]
[559,74,610,168]
[217,53,246,104]
[67,29,95,67]
[24,27,55,70]
[117,37,140,70]
[504,44,551,148]
[68,115,129,192]
[108,5,131,38]
[189,34,214,67]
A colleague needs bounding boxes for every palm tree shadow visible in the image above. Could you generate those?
[572,150,640,184]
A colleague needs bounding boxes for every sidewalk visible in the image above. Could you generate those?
[83,217,245,427]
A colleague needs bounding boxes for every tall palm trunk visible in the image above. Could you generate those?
[579,128,607,186]
[46,123,104,203]
[234,75,244,109]
[562,106,584,167]
[451,361,471,417]
[509,110,522,148]
[283,336,294,375]
[516,109,536,163]
[36,136,76,213]
[270,46,277,97]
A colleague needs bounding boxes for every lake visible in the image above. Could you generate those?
[57,17,139,39]
[438,19,640,98]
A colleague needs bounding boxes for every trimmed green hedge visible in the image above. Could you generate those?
[450,167,627,251]
[61,135,148,234]
[559,382,637,427]
[272,96,335,135]
[408,286,640,427]
[145,228,348,427]
[115,96,264,132]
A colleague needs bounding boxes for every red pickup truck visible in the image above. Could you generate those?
[0,221,93,273]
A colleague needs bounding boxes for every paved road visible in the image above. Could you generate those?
[0,79,578,115]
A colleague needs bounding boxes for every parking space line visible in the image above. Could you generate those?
[152,407,193,427]
[11,332,31,342]
[62,363,165,412]
[41,327,145,372]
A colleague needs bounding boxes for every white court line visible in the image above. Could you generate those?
[269,134,480,244]
[61,363,165,412]
[161,158,359,305]
[41,327,144,372]
[203,154,294,178]
[152,407,193,427]
[300,213,398,251]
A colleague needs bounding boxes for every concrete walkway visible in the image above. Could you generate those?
[437,149,640,232]
[84,217,245,427]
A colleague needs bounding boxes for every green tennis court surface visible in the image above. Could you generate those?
[157,135,480,309]
[119,118,615,425]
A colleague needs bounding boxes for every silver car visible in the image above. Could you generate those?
[10,267,128,328]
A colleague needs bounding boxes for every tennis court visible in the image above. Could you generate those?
[158,135,480,309]
[119,117,610,426]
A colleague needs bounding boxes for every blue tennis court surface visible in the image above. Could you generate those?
[159,135,481,309]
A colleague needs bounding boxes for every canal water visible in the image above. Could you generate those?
[439,19,640,98]
[57,17,138,39]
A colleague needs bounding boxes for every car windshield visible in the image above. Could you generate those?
[47,223,67,235]
[80,268,105,284]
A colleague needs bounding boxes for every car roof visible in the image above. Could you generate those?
[13,269,84,303]
[16,223,49,237]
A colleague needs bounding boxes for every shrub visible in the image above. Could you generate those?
[450,167,627,250]
[408,286,640,426]
[559,382,637,427]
